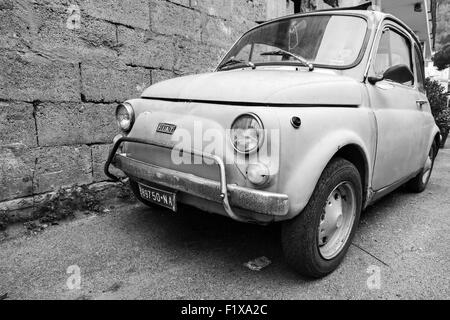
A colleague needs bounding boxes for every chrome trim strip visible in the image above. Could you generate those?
[140,97,359,108]
[363,19,384,81]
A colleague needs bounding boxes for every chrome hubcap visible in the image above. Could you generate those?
[318,182,356,260]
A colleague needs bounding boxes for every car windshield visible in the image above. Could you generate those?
[220,14,368,69]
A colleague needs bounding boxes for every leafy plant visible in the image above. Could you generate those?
[433,44,450,71]
[33,185,104,223]
[425,77,450,147]
[425,77,450,130]
[435,0,450,51]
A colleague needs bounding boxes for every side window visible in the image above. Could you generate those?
[373,28,413,85]
[413,45,425,93]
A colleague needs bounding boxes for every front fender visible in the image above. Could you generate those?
[277,129,373,221]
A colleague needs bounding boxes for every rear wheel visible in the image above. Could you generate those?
[281,158,362,278]
[406,141,436,193]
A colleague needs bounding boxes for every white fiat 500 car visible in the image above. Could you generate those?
[105,6,440,278]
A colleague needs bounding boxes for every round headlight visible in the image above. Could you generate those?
[230,113,264,153]
[116,103,134,132]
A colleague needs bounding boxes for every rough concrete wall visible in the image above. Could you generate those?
[266,0,295,19]
[298,0,336,12]
[0,0,267,209]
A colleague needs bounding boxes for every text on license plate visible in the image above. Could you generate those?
[138,183,177,212]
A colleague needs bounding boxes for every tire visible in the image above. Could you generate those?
[406,141,436,193]
[129,180,157,208]
[281,158,362,278]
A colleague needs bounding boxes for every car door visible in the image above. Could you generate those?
[366,24,425,191]
[412,42,434,162]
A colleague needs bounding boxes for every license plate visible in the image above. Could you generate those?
[138,183,177,212]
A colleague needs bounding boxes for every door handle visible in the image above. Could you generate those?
[416,100,428,109]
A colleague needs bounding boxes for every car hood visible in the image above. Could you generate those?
[141,69,363,106]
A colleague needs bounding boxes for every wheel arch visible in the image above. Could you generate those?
[433,132,441,156]
[280,131,373,221]
[332,144,370,208]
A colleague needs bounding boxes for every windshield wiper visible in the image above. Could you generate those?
[260,49,314,71]
[218,58,256,71]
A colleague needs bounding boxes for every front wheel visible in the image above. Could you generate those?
[281,158,362,278]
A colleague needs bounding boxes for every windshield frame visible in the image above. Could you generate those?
[216,12,372,71]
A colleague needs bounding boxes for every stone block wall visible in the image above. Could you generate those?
[0,0,269,212]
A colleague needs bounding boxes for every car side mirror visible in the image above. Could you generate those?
[368,64,414,85]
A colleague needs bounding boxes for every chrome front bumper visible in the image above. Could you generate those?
[104,137,289,221]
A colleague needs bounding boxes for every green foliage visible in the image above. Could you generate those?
[433,44,450,70]
[425,77,450,130]
[33,185,103,223]
[435,0,450,50]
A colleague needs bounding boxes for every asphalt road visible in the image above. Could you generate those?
[1,150,449,300]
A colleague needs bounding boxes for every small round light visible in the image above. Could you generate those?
[247,163,270,185]
[116,103,134,132]
[230,113,264,153]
